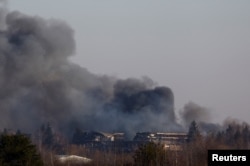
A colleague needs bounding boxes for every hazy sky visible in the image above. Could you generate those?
[7,0,250,123]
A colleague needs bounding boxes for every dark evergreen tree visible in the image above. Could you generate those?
[225,125,235,146]
[234,128,241,147]
[40,123,55,148]
[133,142,169,166]
[16,129,22,135]
[187,121,201,142]
[72,128,85,144]
[0,134,43,166]
[215,131,224,144]
[242,125,250,147]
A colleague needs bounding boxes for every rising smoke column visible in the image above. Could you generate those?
[180,102,211,126]
[101,79,182,137]
[0,5,181,138]
[180,102,221,133]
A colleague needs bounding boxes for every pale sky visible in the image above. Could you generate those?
[7,0,250,123]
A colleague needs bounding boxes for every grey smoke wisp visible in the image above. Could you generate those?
[0,8,182,138]
[180,102,222,133]
[180,102,211,127]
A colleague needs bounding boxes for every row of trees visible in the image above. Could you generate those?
[133,121,250,166]
[1,121,250,165]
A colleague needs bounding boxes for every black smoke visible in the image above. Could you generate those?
[0,5,181,138]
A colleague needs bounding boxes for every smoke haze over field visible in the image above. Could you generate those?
[0,5,182,137]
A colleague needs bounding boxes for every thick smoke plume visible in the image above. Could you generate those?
[180,102,211,127]
[180,102,222,133]
[0,7,182,138]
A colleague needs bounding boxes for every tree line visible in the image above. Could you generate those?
[1,121,250,165]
